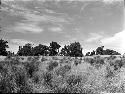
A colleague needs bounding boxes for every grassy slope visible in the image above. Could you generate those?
[0,55,125,93]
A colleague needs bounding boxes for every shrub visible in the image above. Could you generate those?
[66,75,82,86]
[55,65,71,77]
[24,61,40,78]
[41,57,47,62]
[109,59,123,70]
[32,73,41,84]
[0,61,33,93]
[74,59,82,66]
[42,72,53,88]
[107,55,117,60]
[27,56,34,62]
[12,66,33,93]
[46,61,58,71]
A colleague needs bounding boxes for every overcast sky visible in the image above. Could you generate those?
[0,0,124,54]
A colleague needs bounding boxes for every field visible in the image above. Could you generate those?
[0,55,125,93]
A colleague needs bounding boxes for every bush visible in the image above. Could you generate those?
[42,72,53,88]
[55,65,71,77]
[24,61,40,78]
[46,61,58,71]
[0,61,33,93]
[109,59,123,70]
[27,56,34,62]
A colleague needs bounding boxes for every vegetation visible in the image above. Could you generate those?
[0,39,9,56]
[0,55,124,93]
[60,42,83,57]
[86,46,121,56]
[0,39,122,56]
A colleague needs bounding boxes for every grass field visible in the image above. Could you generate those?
[0,55,125,93]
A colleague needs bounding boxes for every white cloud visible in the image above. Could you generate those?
[7,39,35,53]
[48,27,63,33]
[7,43,19,54]
[101,30,125,54]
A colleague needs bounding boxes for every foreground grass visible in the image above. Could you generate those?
[0,55,125,93]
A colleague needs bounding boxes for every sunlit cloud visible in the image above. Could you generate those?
[101,30,125,54]
[7,39,37,53]
[13,23,44,33]
[48,27,63,33]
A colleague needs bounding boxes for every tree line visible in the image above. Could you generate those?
[0,39,121,57]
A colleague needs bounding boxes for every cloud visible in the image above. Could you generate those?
[7,39,36,53]
[102,0,123,4]
[101,30,125,54]
[7,43,19,54]
[48,27,63,33]
[10,39,35,46]
[12,23,43,33]
[85,33,103,43]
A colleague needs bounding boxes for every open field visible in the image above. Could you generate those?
[0,55,125,93]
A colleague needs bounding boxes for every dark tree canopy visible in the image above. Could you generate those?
[96,46,104,55]
[49,41,61,56]
[86,46,121,56]
[17,43,33,56]
[85,52,91,56]
[32,44,49,56]
[60,42,83,57]
[60,45,70,56]
[0,39,9,56]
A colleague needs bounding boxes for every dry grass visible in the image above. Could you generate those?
[0,55,125,93]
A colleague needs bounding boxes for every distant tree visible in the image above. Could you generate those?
[90,50,96,56]
[7,51,14,56]
[95,46,121,55]
[85,50,95,56]
[104,49,121,55]
[96,46,104,55]
[60,42,83,57]
[33,44,49,56]
[17,43,33,56]
[69,42,83,57]
[85,52,91,56]
[0,39,9,56]
[60,45,70,56]
[49,41,61,56]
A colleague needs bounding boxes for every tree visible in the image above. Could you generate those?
[7,51,14,56]
[85,52,91,56]
[60,42,83,57]
[49,41,61,56]
[104,49,121,55]
[60,45,70,56]
[95,46,121,55]
[17,43,33,56]
[96,46,104,55]
[90,50,96,56]
[32,44,49,56]
[69,42,83,57]
[0,39,9,56]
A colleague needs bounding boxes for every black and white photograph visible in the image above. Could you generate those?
[0,0,125,93]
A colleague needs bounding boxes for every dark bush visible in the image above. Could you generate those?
[46,61,58,71]
[42,72,53,88]
[24,61,40,78]
[66,75,82,86]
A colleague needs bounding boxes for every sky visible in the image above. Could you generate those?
[0,0,124,55]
